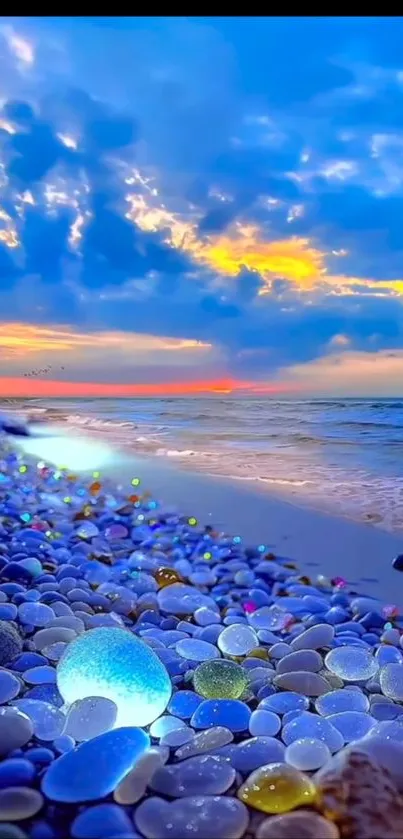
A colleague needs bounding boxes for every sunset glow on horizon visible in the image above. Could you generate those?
[0,376,295,399]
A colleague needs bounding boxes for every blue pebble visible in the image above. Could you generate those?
[359,611,386,630]
[330,593,350,607]
[168,690,204,719]
[191,699,251,732]
[0,604,17,621]
[26,747,55,765]
[42,727,149,802]
[335,622,365,635]
[53,734,75,754]
[324,607,349,625]
[29,822,56,839]
[11,653,47,671]
[0,758,36,788]
[256,684,275,701]
[25,685,63,706]
[362,633,380,645]
[71,803,134,838]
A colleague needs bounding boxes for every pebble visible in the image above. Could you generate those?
[0,671,20,703]
[315,688,369,716]
[56,626,171,727]
[114,748,168,804]
[150,754,236,796]
[0,623,22,665]
[191,699,251,731]
[217,624,259,656]
[0,787,43,821]
[282,712,344,752]
[135,795,249,839]
[325,646,379,681]
[249,710,281,737]
[290,624,334,651]
[71,803,134,839]
[175,727,234,760]
[273,671,331,696]
[285,737,331,770]
[176,639,220,662]
[193,660,247,700]
[12,700,65,741]
[276,650,323,675]
[327,711,375,742]
[42,727,149,802]
[380,662,403,701]
[63,697,118,740]
[0,708,33,755]
[238,762,316,813]
[260,693,309,715]
[255,811,340,839]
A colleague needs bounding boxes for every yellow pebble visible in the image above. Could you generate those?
[237,762,316,814]
[248,647,269,660]
[154,566,182,588]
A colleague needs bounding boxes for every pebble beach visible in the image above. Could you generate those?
[1,443,403,838]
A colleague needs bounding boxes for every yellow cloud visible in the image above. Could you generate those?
[0,323,211,359]
[125,178,403,299]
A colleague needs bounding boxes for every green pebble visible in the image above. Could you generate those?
[193,659,248,699]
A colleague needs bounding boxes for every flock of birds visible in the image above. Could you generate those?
[23,366,65,378]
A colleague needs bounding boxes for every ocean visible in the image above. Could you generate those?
[3,396,403,533]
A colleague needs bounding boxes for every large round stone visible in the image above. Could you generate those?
[57,627,171,727]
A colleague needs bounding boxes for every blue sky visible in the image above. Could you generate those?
[0,16,403,395]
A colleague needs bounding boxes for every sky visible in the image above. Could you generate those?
[0,16,403,397]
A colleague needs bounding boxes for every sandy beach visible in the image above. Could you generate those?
[103,452,403,607]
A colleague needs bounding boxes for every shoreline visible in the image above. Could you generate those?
[103,452,403,606]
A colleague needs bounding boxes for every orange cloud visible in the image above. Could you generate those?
[0,377,292,398]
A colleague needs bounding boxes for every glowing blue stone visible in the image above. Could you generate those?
[42,727,149,802]
[57,627,171,728]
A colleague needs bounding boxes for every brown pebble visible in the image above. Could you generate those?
[256,811,340,838]
[316,749,403,838]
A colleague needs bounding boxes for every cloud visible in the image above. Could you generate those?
[284,348,403,396]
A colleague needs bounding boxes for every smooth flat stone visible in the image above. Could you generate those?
[0,671,20,703]
[0,759,36,789]
[18,603,55,627]
[158,584,216,615]
[191,699,251,732]
[256,812,340,839]
[274,671,331,696]
[249,710,281,737]
[327,711,375,743]
[71,803,134,839]
[114,748,168,805]
[150,716,185,739]
[63,697,117,741]
[221,737,285,773]
[176,639,220,662]
[217,625,258,656]
[325,647,378,682]
[259,693,309,715]
[291,625,335,651]
[380,663,403,701]
[168,691,204,719]
[0,708,33,755]
[276,650,323,675]
[315,688,369,716]
[135,795,249,839]
[285,737,332,770]
[12,700,65,742]
[175,727,234,761]
[0,787,43,821]
[282,712,344,752]
[42,727,149,802]
[23,666,56,685]
[150,754,235,796]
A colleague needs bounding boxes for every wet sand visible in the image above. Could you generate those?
[103,452,403,606]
